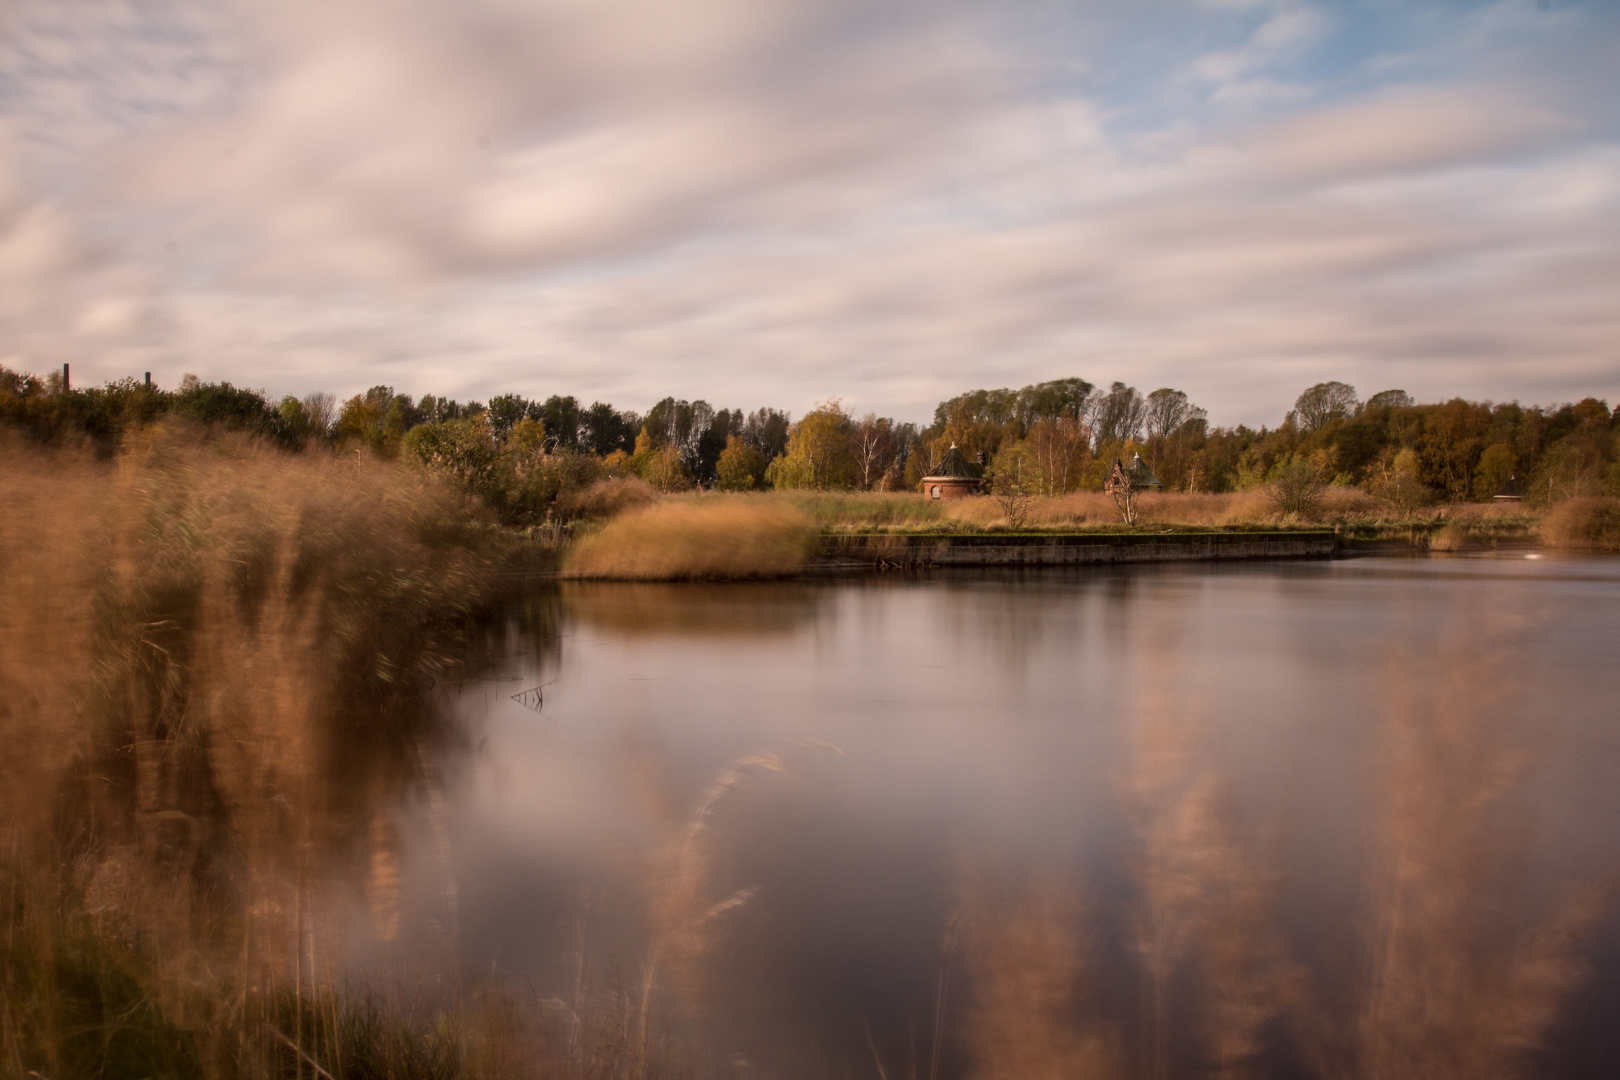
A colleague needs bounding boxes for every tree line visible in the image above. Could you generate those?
[4,365,1616,524]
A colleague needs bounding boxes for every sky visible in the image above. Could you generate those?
[0,0,1616,428]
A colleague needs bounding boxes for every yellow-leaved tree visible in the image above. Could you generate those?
[765,401,856,490]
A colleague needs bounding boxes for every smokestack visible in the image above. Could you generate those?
[144,371,151,388]
[62,363,69,392]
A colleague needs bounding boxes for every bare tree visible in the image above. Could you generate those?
[1027,417,1088,495]
[1104,456,1151,525]
[1144,388,1204,441]
[1293,381,1359,432]
[850,414,896,490]
[301,392,336,435]
[1090,382,1147,449]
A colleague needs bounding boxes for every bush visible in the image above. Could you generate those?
[1541,497,1620,551]
[558,475,659,521]
[1267,456,1325,517]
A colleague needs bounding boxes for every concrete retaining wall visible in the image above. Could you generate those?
[819,531,1337,567]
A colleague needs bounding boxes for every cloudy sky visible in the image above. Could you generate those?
[0,0,1615,426]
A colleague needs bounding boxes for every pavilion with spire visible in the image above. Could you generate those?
[920,443,984,499]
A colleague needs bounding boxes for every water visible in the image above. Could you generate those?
[385,556,1620,1078]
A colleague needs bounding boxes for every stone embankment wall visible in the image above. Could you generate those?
[820,531,1337,568]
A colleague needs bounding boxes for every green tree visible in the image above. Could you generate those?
[1267,453,1328,517]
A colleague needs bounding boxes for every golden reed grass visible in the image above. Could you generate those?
[0,428,662,1079]
[562,498,816,580]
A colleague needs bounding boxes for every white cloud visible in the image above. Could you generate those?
[0,0,1614,423]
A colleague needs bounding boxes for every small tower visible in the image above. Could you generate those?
[1106,453,1161,492]
[920,443,984,499]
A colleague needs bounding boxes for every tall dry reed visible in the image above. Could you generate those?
[0,428,635,1079]
[563,499,816,580]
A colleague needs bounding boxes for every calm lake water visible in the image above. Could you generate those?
[373,556,1620,1079]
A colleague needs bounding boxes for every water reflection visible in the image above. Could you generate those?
[426,563,1620,1079]
[1350,624,1608,1080]
[22,535,1615,1077]
[563,580,828,637]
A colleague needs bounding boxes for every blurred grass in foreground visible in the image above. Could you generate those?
[0,429,683,1079]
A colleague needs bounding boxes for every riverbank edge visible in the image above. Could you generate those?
[512,525,1552,582]
[814,529,1340,569]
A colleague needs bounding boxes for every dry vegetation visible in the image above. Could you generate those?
[0,430,680,1080]
[653,488,1552,544]
[563,498,817,580]
[1540,497,1620,551]
[544,485,1596,579]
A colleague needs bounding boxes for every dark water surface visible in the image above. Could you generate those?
[382,556,1620,1078]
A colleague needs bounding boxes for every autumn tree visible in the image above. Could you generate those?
[1025,417,1089,495]
[988,441,1037,528]
[765,401,856,490]
[716,435,767,491]
[1142,388,1208,489]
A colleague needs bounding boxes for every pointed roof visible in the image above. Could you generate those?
[925,443,983,480]
[1125,452,1161,488]
[1494,473,1523,500]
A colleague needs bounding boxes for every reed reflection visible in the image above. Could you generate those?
[1125,640,1299,1080]
[947,599,1614,1080]
[1346,623,1609,1080]
[561,580,827,638]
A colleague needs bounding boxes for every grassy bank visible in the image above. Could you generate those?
[542,488,1605,578]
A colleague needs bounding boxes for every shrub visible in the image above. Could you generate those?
[1267,456,1325,517]
[1541,497,1620,551]
[558,475,659,521]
